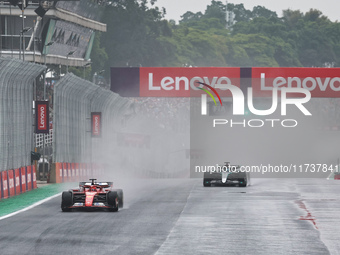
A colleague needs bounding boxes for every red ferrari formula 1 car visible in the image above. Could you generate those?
[61,179,123,212]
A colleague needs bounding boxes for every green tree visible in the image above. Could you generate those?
[227,3,252,22]
[101,0,169,67]
[226,34,280,67]
[90,0,340,70]
[90,32,108,76]
[204,0,226,25]
[180,11,203,24]
[252,6,278,19]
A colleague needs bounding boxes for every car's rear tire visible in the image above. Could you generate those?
[107,191,119,212]
[203,178,211,187]
[61,191,73,212]
[239,178,247,187]
[117,189,124,208]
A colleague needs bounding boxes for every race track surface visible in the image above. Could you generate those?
[0,178,339,255]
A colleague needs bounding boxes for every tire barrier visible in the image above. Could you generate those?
[0,165,37,200]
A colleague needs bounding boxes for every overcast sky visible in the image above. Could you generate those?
[153,0,339,22]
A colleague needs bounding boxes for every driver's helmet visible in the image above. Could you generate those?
[92,186,97,191]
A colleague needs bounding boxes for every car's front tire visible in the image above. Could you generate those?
[61,191,73,212]
[107,191,119,212]
[116,189,124,208]
[239,178,247,187]
[203,178,211,187]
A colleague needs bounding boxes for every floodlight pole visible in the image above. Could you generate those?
[43,41,54,101]
[33,20,35,62]
[20,27,31,60]
[22,2,25,61]
[66,50,75,73]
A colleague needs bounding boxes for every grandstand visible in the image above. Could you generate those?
[0,0,106,67]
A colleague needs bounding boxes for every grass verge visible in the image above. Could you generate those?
[0,182,76,217]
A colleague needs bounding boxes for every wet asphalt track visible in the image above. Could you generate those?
[0,178,340,255]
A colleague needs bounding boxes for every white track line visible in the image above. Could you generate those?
[0,193,61,221]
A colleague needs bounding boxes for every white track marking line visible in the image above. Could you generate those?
[0,193,61,221]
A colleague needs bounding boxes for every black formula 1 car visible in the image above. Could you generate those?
[203,162,250,187]
[61,179,123,212]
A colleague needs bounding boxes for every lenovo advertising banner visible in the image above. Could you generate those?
[14,168,20,195]
[111,67,340,98]
[91,112,102,138]
[1,171,8,199]
[7,170,14,197]
[35,101,49,134]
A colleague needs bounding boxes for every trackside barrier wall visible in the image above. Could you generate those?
[26,166,32,191]
[15,168,20,195]
[20,167,26,194]
[63,163,67,182]
[50,162,104,183]
[1,171,8,199]
[0,58,45,199]
[328,171,340,180]
[32,166,37,189]
[0,166,37,199]
[51,73,133,183]
[8,170,15,197]
[52,72,190,181]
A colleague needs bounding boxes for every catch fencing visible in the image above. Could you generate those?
[0,57,45,171]
[52,73,133,181]
[0,58,44,198]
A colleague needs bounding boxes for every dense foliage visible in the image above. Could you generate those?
[91,0,340,77]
